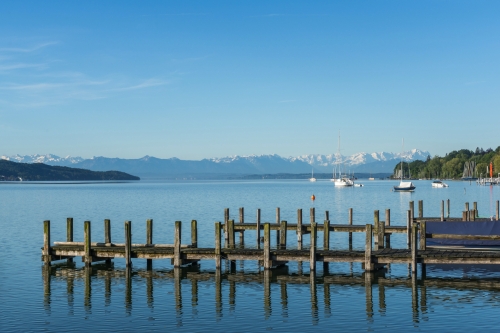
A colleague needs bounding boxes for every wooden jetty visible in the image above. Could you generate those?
[42,200,500,275]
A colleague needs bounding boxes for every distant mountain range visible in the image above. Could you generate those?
[1,149,430,179]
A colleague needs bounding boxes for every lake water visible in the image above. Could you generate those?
[1,179,500,332]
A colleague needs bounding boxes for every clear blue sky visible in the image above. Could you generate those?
[1,1,499,159]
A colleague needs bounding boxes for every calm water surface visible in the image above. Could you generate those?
[1,179,500,332]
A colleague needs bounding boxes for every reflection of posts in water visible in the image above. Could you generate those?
[84,266,92,312]
[324,282,331,317]
[378,284,386,314]
[256,208,261,249]
[264,269,271,319]
[215,222,221,269]
[105,271,111,307]
[421,285,427,315]
[104,219,111,265]
[174,267,182,312]
[43,264,51,312]
[310,271,318,325]
[365,273,373,321]
[348,208,353,250]
[280,281,288,317]
[125,267,132,315]
[147,272,154,309]
[67,268,74,315]
[215,269,222,320]
[411,273,419,322]
[191,279,198,316]
[229,280,236,312]
[323,219,330,272]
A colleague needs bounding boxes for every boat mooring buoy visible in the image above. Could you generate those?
[311,194,315,201]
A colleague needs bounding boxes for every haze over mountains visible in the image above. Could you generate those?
[1,149,430,179]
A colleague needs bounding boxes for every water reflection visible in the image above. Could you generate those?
[42,264,500,325]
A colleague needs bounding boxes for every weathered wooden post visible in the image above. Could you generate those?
[349,208,353,249]
[67,218,73,263]
[224,208,229,245]
[124,221,132,267]
[104,219,111,244]
[215,222,221,269]
[373,210,380,249]
[418,200,423,219]
[365,224,373,271]
[325,210,329,221]
[279,220,287,249]
[465,202,469,214]
[406,210,411,249]
[84,221,92,267]
[146,219,153,269]
[310,207,315,224]
[256,208,261,248]
[310,222,317,271]
[191,220,198,248]
[419,222,426,251]
[497,200,499,220]
[473,202,478,218]
[411,223,418,274]
[264,223,271,270]
[440,200,445,221]
[228,219,235,249]
[239,207,244,244]
[447,199,450,218]
[43,220,51,265]
[378,221,385,250]
[297,208,303,249]
[409,201,415,223]
[324,219,330,250]
[276,207,281,245]
[471,210,476,221]
[462,211,467,221]
[173,221,181,267]
[385,209,391,248]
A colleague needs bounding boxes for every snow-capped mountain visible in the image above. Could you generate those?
[1,149,430,177]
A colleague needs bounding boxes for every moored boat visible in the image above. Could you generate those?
[432,180,449,188]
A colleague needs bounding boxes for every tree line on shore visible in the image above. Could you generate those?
[393,146,500,179]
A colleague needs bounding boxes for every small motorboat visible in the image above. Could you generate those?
[394,181,416,192]
[432,180,449,188]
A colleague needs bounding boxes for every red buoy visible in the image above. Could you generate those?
[311,194,316,201]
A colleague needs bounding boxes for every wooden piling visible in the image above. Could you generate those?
[276,207,280,246]
[385,209,391,248]
[497,200,499,220]
[310,207,315,224]
[173,221,181,267]
[373,210,380,249]
[419,221,426,250]
[418,200,423,219]
[310,222,317,271]
[462,211,467,221]
[264,223,271,270]
[297,209,303,249]
[409,201,414,223]
[365,224,372,271]
[191,220,198,248]
[104,219,111,244]
[411,223,418,273]
[471,210,476,221]
[146,219,153,269]
[348,208,353,248]
[325,210,329,221]
[43,220,51,265]
[323,220,330,250]
[279,220,287,249]
[473,202,478,218]
[447,199,450,218]
[84,221,91,267]
[224,208,229,244]
[228,219,235,249]
[239,207,244,244]
[67,218,73,263]
[256,209,261,248]
[440,200,445,221]
[215,222,221,269]
[378,221,385,250]
[124,221,132,267]
[406,210,411,249]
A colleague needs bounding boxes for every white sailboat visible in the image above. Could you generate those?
[309,168,317,182]
[393,139,416,192]
[331,134,354,187]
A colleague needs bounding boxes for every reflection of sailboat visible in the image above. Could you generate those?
[309,169,317,182]
[331,134,354,186]
[393,139,415,192]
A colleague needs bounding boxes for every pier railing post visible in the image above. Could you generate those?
[224,208,229,246]
[473,202,478,218]
[409,201,414,223]
[447,199,450,218]
[191,220,198,248]
[43,220,51,265]
[373,210,379,249]
[67,218,73,264]
[84,221,91,267]
[406,210,411,249]
[264,223,271,270]
[239,207,244,245]
[228,219,235,249]
[365,224,373,271]
[419,221,426,251]
[378,221,385,250]
[276,207,281,246]
[104,219,111,244]
[297,208,303,249]
[323,220,330,250]
[256,209,261,249]
[310,222,317,271]
[125,221,132,267]
[325,210,329,221]
[215,222,221,269]
[279,220,287,249]
[462,211,467,221]
[174,221,181,267]
[440,200,445,221]
[418,200,423,219]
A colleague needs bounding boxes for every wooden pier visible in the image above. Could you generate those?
[42,200,500,275]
